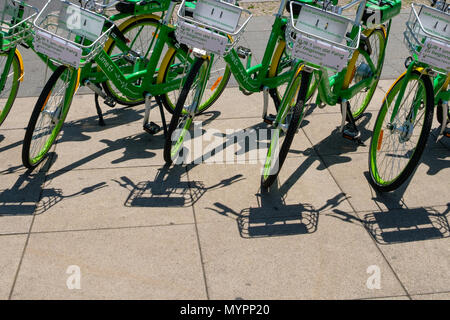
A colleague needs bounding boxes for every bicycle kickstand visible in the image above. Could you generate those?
[94,93,106,127]
[340,100,364,146]
[143,94,167,137]
[438,101,449,140]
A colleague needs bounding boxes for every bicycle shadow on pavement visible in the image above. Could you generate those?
[0,155,106,216]
[330,170,450,245]
[207,184,347,238]
[113,164,243,208]
[0,134,4,144]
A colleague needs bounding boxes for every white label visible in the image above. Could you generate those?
[176,21,229,56]
[418,37,450,72]
[418,6,450,42]
[296,5,349,44]
[193,0,241,33]
[34,30,82,68]
[292,33,350,71]
[64,4,105,41]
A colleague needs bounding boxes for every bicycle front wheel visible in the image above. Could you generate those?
[22,66,80,169]
[0,50,22,126]
[164,57,209,165]
[262,67,311,189]
[369,69,434,192]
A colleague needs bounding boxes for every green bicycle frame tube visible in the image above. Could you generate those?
[222,15,294,93]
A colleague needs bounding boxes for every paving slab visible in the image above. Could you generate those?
[32,166,195,232]
[371,205,450,295]
[0,129,27,174]
[0,171,45,234]
[197,216,406,299]
[321,151,450,213]
[187,156,352,224]
[411,292,450,300]
[0,235,27,299]
[11,225,206,299]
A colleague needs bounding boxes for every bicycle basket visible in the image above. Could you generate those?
[0,0,38,52]
[286,1,362,72]
[404,3,450,73]
[175,0,253,57]
[32,0,115,69]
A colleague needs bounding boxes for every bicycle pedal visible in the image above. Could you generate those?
[263,114,276,125]
[104,97,116,108]
[342,127,361,141]
[143,122,161,135]
[236,46,252,59]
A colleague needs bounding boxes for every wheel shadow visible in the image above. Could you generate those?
[329,171,450,245]
[113,164,243,208]
[207,182,347,238]
[0,156,106,216]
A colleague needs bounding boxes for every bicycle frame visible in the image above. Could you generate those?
[74,0,193,100]
[306,7,392,108]
[219,0,296,93]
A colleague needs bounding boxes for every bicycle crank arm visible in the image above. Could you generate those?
[438,101,448,140]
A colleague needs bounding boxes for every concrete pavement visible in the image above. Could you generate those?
[0,5,449,300]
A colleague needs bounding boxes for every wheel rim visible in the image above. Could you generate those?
[105,19,159,105]
[370,74,428,186]
[163,52,230,114]
[262,72,302,181]
[29,69,72,165]
[349,29,384,118]
[0,53,20,123]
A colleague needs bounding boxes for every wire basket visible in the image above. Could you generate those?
[286,1,362,72]
[33,0,115,68]
[0,0,38,52]
[404,3,450,73]
[175,0,253,57]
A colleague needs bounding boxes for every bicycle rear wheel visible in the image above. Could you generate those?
[346,28,386,120]
[0,50,21,126]
[22,66,79,169]
[262,67,311,189]
[369,69,434,192]
[102,16,160,106]
[157,48,230,115]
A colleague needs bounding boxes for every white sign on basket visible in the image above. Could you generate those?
[64,4,105,42]
[292,33,350,72]
[176,20,229,56]
[417,5,450,42]
[34,30,82,68]
[193,0,241,33]
[296,5,349,44]
[418,37,450,72]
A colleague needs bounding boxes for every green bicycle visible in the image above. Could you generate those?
[369,0,449,192]
[261,0,399,188]
[163,0,309,165]
[0,0,38,126]
[21,0,230,169]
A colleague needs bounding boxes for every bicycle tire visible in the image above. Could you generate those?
[262,68,311,189]
[22,66,79,169]
[164,57,208,165]
[346,27,386,120]
[102,17,160,106]
[0,50,21,126]
[369,69,434,192]
[157,48,231,115]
